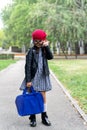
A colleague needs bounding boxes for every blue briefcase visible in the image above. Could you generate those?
[15,86,44,116]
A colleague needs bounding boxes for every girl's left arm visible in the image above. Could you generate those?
[44,46,53,60]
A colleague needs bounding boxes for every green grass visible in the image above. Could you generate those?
[0,59,17,71]
[49,59,87,113]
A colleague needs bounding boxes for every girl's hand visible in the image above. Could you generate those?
[26,82,32,87]
[42,40,49,47]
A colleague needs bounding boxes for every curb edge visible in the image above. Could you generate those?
[50,70,87,124]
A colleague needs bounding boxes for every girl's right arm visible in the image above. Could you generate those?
[25,49,33,85]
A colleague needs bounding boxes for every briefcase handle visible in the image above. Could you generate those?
[23,86,35,95]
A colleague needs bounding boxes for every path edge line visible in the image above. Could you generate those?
[50,70,87,124]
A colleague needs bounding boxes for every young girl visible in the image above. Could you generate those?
[25,29,53,127]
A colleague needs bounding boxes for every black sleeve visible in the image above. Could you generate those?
[25,48,32,83]
[44,46,53,60]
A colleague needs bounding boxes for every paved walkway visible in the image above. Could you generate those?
[0,60,87,130]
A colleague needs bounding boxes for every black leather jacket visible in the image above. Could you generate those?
[25,46,53,83]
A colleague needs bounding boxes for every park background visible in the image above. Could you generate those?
[0,0,87,118]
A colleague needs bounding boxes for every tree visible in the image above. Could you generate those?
[0,30,5,47]
[1,0,87,54]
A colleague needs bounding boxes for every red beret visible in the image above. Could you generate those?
[32,29,47,40]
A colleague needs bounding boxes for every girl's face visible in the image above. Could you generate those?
[34,40,44,48]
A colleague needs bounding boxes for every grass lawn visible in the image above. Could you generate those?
[0,59,17,71]
[49,59,87,113]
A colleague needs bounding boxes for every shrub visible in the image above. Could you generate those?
[0,54,14,59]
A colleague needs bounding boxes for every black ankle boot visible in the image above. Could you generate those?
[29,114,36,127]
[41,112,51,126]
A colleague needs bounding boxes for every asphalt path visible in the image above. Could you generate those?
[0,60,87,130]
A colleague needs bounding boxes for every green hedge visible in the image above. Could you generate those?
[0,54,14,59]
